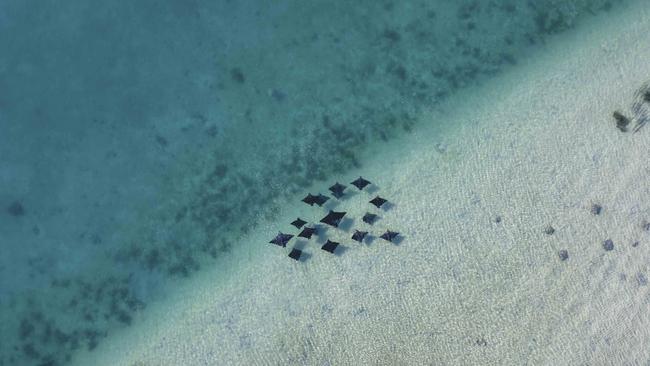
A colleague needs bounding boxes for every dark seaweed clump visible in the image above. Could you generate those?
[7,201,25,217]
[3,274,144,366]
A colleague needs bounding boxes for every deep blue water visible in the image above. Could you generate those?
[0,1,626,365]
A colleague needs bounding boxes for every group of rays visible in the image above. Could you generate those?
[268,176,400,261]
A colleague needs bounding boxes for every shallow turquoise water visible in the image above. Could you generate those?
[0,1,632,365]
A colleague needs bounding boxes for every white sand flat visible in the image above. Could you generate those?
[74,2,650,365]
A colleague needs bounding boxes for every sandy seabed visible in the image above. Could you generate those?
[75,2,650,365]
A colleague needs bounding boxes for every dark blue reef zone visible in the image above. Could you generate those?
[0,0,624,365]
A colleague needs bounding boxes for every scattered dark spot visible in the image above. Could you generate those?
[190,113,207,124]
[205,124,218,137]
[125,297,144,312]
[155,135,168,148]
[115,310,132,326]
[544,225,555,235]
[613,111,630,132]
[321,114,332,130]
[219,240,232,253]
[145,249,161,270]
[494,216,502,223]
[591,204,602,215]
[83,329,102,351]
[500,53,516,65]
[18,319,35,340]
[69,333,80,350]
[458,2,478,20]
[168,263,189,277]
[90,234,102,245]
[643,90,650,103]
[525,33,537,45]
[636,272,648,286]
[32,311,44,322]
[603,239,614,251]
[534,8,568,34]
[475,336,487,346]
[379,131,388,142]
[52,278,71,288]
[238,173,255,188]
[87,338,98,351]
[270,89,286,102]
[230,67,245,83]
[382,28,401,42]
[244,108,253,123]
[558,249,569,261]
[642,220,650,231]
[174,207,187,223]
[210,164,228,180]
[392,64,407,81]
[601,1,612,11]
[41,322,53,343]
[38,355,56,366]
[22,343,40,359]
[7,201,25,217]
[632,241,640,247]
[53,328,70,345]
[360,61,376,78]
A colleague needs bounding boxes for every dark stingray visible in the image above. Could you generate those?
[362,212,378,224]
[380,230,399,242]
[314,193,330,206]
[369,196,387,208]
[329,182,347,199]
[302,193,318,206]
[288,248,302,261]
[302,193,329,206]
[298,226,316,239]
[320,210,346,227]
[321,239,339,253]
[351,230,368,243]
[269,232,293,247]
[351,176,371,190]
[304,193,330,206]
[291,218,307,229]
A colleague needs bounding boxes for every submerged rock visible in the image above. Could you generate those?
[603,239,614,251]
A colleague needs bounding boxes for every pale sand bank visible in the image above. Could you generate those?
[75,2,650,365]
